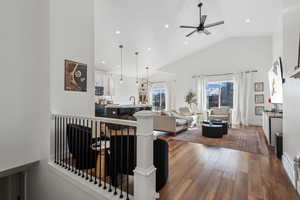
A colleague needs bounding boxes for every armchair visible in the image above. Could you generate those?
[178,107,199,127]
[66,124,109,170]
[106,135,169,192]
[207,107,232,126]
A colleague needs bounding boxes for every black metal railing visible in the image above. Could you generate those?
[52,114,137,200]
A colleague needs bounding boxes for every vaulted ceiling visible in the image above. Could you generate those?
[95,0,281,77]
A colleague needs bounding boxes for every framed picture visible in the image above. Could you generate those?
[64,60,87,92]
[298,33,300,68]
[254,82,264,92]
[255,94,264,104]
[255,106,264,116]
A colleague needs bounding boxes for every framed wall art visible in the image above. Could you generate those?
[64,60,87,92]
[255,94,264,104]
[255,106,264,116]
[254,82,264,92]
[298,33,300,69]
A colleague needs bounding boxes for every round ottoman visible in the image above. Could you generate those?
[202,124,223,138]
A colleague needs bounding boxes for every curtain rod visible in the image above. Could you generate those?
[192,70,258,79]
[150,80,176,84]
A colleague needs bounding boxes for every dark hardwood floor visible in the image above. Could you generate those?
[158,127,299,200]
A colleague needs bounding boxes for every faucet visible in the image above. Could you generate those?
[129,96,136,105]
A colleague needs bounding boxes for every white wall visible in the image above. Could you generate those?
[50,0,95,116]
[281,5,300,164]
[160,37,272,125]
[28,0,105,200]
[112,75,139,105]
[0,0,49,172]
[94,71,139,105]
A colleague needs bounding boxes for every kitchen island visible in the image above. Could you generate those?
[95,104,152,120]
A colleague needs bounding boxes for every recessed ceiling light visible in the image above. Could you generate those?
[101,60,106,64]
[147,48,151,51]
[184,41,188,45]
[164,24,169,29]
[245,18,251,23]
[115,30,121,34]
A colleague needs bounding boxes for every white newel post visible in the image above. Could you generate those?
[133,110,157,200]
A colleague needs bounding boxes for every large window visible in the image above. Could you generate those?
[151,88,166,111]
[206,81,234,109]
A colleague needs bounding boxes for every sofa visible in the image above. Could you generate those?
[153,111,189,134]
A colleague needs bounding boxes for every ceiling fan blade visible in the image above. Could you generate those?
[180,25,198,29]
[203,29,211,35]
[204,21,224,28]
[186,30,197,37]
[200,15,207,25]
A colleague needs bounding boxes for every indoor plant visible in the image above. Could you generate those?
[185,91,197,108]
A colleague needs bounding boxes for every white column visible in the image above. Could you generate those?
[133,110,157,200]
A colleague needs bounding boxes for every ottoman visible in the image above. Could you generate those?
[202,124,223,138]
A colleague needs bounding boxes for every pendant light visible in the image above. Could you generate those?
[119,45,124,84]
[146,66,149,89]
[135,52,139,85]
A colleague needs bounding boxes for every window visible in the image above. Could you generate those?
[206,81,234,109]
[151,88,166,111]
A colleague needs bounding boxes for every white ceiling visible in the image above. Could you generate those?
[94,0,281,77]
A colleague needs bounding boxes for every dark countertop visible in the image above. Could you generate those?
[105,104,152,108]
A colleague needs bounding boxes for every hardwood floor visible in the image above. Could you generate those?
[158,127,299,200]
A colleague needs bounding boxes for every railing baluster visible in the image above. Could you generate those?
[60,116,63,166]
[67,117,71,170]
[71,117,74,173]
[109,126,112,192]
[64,116,67,169]
[54,116,57,164]
[72,118,78,174]
[61,116,63,167]
[82,119,85,178]
[78,118,82,176]
[85,119,89,180]
[113,126,117,196]
[103,123,107,190]
[94,120,98,185]
[89,119,92,181]
[126,127,130,200]
[98,121,102,187]
[120,128,124,199]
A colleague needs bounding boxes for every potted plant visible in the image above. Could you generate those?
[185,91,197,108]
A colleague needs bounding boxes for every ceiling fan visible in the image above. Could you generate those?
[180,2,224,37]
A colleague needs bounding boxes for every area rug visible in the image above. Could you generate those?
[164,127,269,155]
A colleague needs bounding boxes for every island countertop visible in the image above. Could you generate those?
[105,104,152,108]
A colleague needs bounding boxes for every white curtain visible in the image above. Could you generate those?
[233,72,253,125]
[165,81,176,111]
[194,76,207,113]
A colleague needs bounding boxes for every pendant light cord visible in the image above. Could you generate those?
[119,45,123,81]
[135,52,139,84]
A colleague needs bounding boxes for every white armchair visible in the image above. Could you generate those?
[178,107,199,127]
[207,107,232,126]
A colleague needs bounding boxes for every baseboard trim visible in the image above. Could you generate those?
[282,153,300,195]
